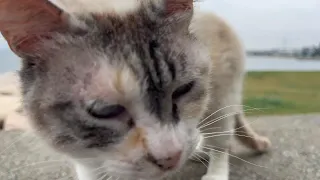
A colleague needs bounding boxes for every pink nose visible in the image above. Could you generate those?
[147,151,182,170]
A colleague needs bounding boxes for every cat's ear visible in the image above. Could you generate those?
[153,0,193,32]
[0,0,69,57]
[165,0,193,16]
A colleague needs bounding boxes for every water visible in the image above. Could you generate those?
[0,49,20,74]
[1,49,320,74]
[246,56,320,71]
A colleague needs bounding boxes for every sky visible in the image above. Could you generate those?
[1,0,320,50]
[198,0,320,50]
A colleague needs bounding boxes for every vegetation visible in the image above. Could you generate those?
[246,43,320,60]
[243,72,320,116]
[300,43,320,59]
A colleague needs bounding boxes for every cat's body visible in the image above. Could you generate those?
[0,0,270,180]
[190,11,271,180]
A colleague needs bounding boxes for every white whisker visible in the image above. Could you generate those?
[0,132,29,156]
[201,116,261,138]
[199,111,241,130]
[199,106,265,130]
[198,105,266,127]
[202,145,266,168]
[203,133,256,139]
[199,127,222,132]
[196,152,209,164]
[198,105,241,126]
[11,160,69,171]
[192,154,208,168]
[90,166,108,175]
[98,173,110,180]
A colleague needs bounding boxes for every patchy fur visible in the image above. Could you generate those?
[0,0,271,180]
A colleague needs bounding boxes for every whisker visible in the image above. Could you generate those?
[203,133,257,139]
[201,116,261,138]
[197,105,266,127]
[199,107,263,130]
[192,154,208,168]
[202,145,266,168]
[90,166,108,176]
[59,175,75,180]
[199,111,241,130]
[198,105,241,126]
[196,152,209,164]
[11,160,69,172]
[198,127,222,132]
[198,150,242,170]
[98,173,110,180]
[0,132,30,156]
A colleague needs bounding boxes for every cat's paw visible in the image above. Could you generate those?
[201,175,228,180]
[254,136,271,153]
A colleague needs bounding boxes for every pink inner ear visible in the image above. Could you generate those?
[165,0,193,16]
[0,0,66,57]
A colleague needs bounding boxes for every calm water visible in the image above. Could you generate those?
[246,56,320,71]
[0,49,20,74]
[1,49,320,74]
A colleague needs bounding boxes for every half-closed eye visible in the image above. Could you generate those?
[172,81,194,100]
[87,100,125,119]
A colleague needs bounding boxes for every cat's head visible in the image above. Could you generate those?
[0,0,211,178]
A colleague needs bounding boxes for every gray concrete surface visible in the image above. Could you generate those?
[0,114,319,180]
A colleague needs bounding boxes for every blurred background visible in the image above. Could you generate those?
[198,0,320,116]
[1,0,320,116]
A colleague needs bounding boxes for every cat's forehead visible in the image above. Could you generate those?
[40,10,210,107]
[79,62,141,105]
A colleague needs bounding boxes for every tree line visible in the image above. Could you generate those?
[300,43,320,58]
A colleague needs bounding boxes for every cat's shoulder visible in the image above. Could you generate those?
[190,10,242,49]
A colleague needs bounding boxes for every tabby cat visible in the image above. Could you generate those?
[0,0,271,180]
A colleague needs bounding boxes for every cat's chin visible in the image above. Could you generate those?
[128,170,179,180]
[102,154,188,180]
[112,163,183,180]
[105,168,169,180]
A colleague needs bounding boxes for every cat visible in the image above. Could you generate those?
[0,0,271,180]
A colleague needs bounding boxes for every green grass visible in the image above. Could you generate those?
[244,72,320,116]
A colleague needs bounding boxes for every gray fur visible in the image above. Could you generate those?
[20,1,210,160]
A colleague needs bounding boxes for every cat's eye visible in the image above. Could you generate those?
[87,100,125,119]
[172,81,195,100]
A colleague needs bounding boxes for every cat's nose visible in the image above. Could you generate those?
[147,151,182,171]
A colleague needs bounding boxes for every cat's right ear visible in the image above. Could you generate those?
[0,0,69,57]
[165,0,193,16]
[149,0,193,33]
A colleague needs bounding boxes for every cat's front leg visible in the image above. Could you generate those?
[195,133,231,180]
[201,148,229,180]
[196,109,234,180]
[75,163,99,180]
[74,160,110,180]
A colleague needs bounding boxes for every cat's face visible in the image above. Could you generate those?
[1,0,210,179]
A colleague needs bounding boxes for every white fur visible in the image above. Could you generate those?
[51,0,140,15]
[74,163,100,180]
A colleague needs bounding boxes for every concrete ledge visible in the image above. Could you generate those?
[0,114,319,180]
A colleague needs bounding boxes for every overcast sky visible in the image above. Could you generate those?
[1,0,320,50]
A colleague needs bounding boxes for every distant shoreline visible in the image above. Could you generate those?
[246,55,320,61]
